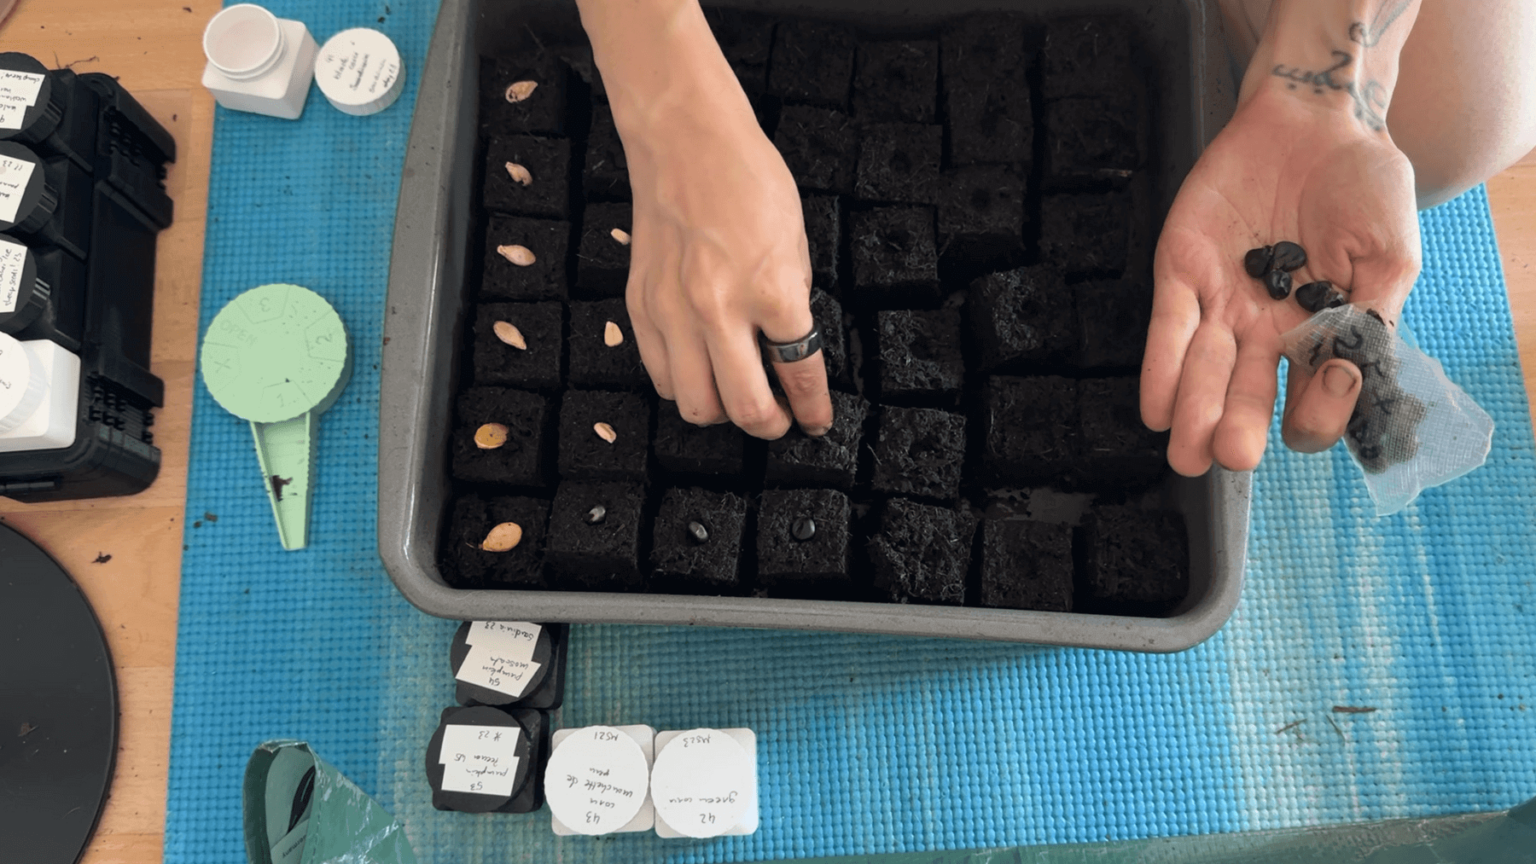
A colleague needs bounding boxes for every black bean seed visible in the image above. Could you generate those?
[791,517,816,542]
[1243,246,1274,279]
[686,520,709,544]
[586,505,607,525]
[1295,280,1345,313]
[1270,241,1307,272]
[1265,268,1292,300]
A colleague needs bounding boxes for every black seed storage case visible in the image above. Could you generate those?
[379,0,1250,650]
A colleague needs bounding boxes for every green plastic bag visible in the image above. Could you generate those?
[242,740,418,864]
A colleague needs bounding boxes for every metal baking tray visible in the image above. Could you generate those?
[378,0,1249,650]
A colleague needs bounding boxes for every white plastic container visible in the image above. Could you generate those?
[0,333,79,453]
[315,28,405,116]
[201,4,318,121]
[650,728,758,838]
[546,725,656,836]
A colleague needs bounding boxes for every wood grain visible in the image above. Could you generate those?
[0,1,1530,863]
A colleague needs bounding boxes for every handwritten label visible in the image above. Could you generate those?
[456,621,543,698]
[438,724,521,797]
[544,726,650,835]
[0,70,45,107]
[317,29,400,103]
[650,728,752,838]
[0,237,26,315]
[0,155,36,225]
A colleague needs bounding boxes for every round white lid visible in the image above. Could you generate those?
[0,332,45,434]
[543,726,650,835]
[314,28,404,116]
[650,729,752,838]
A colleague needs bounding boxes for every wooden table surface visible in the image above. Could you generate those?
[0,1,1532,862]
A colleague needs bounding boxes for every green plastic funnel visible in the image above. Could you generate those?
[200,284,352,551]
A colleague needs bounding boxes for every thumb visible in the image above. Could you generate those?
[1281,358,1362,453]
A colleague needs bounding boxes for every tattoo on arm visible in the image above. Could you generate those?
[1349,0,1412,47]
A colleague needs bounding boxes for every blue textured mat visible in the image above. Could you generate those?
[166,2,1536,860]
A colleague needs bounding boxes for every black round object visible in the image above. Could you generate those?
[0,53,61,145]
[1270,240,1308,272]
[1296,280,1345,313]
[1242,245,1273,279]
[449,621,553,707]
[424,705,532,813]
[1264,268,1293,300]
[0,523,118,864]
[0,141,54,234]
[0,234,45,334]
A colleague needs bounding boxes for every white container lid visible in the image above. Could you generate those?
[314,28,404,116]
[0,330,44,434]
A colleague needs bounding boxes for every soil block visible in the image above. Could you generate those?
[483,135,571,220]
[546,481,648,590]
[705,8,776,93]
[1079,505,1189,614]
[967,265,1076,371]
[855,122,942,204]
[652,409,747,477]
[811,288,853,391]
[766,391,868,490]
[1076,377,1167,490]
[768,19,857,108]
[867,498,978,605]
[936,165,1027,272]
[1074,279,1151,369]
[978,519,1074,612]
[1041,16,1137,105]
[803,195,841,290]
[649,487,749,590]
[472,301,564,391]
[850,206,940,305]
[583,105,630,201]
[774,105,857,194]
[556,389,653,482]
[940,15,1033,166]
[481,214,570,301]
[480,53,570,137]
[575,202,632,298]
[756,488,853,591]
[868,405,967,501]
[1044,98,1141,187]
[568,298,648,389]
[980,375,1078,487]
[875,309,964,402]
[443,494,551,590]
[853,39,939,123]
[451,387,552,488]
[1039,191,1134,280]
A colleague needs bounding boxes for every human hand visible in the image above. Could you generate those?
[1141,84,1421,476]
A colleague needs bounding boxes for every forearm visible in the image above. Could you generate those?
[1239,0,1422,133]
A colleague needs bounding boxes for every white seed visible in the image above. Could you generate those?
[504,162,533,186]
[504,80,538,103]
[493,320,527,349]
[603,320,624,347]
[475,423,509,450]
[497,244,536,266]
[610,227,631,245]
[480,522,523,551]
[593,422,617,444]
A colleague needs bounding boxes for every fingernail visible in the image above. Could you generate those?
[1323,364,1358,398]
[803,424,831,437]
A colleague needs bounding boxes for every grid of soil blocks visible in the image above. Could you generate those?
[441,12,1187,618]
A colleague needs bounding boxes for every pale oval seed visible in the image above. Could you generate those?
[504,80,538,103]
[603,320,624,347]
[497,244,536,266]
[505,162,533,186]
[480,522,524,552]
[610,228,631,246]
[493,320,527,350]
[593,422,617,444]
[475,422,510,450]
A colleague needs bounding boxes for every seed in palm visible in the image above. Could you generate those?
[1265,268,1292,300]
[1295,280,1346,313]
[1270,241,1307,272]
[1243,246,1274,279]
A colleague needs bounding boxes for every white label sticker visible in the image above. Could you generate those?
[544,726,650,835]
[650,729,752,838]
[0,155,36,224]
[467,621,541,659]
[317,29,400,103]
[0,237,26,315]
[0,70,46,109]
[456,644,542,698]
[0,102,27,131]
[438,724,521,797]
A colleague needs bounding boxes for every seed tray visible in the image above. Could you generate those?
[380,0,1248,650]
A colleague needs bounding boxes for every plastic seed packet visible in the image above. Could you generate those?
[1281,304,1494,516]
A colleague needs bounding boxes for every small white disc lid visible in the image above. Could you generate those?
[314,28,404,116]
[0,331,45,434]
[543,726,650,835]
[650,729,752,838]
